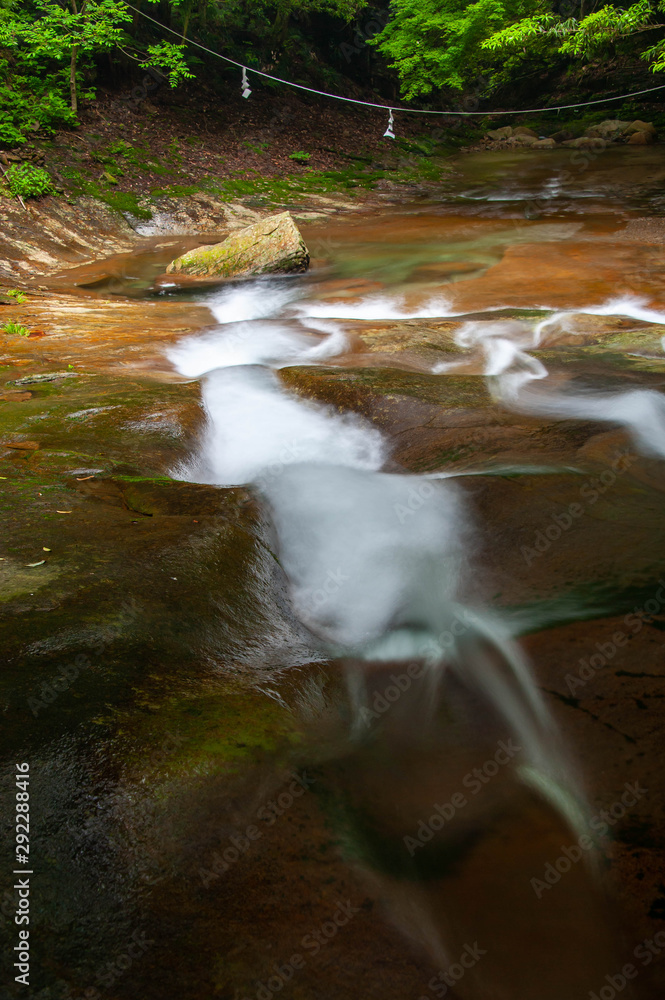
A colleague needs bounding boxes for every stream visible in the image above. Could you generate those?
[2,149,665,1000]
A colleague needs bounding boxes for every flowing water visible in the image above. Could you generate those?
[3,149,665,1000]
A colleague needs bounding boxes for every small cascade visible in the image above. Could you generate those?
[168,275,643,994]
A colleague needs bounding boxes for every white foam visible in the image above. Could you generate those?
[207,281,302,325]
[168,320,346,377]
[296,293,453,321]
[535,296,665,342]
[264,463,467,648]
[576,296,665,326]
[435,300,665,457]
[170,274,581,842]
[178,366,385,487]
[434,319,547,400]
[518,384,665,458]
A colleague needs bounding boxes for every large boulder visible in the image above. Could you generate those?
[627,130,654,145]
[513,125,538,138]
[623,119,656,139]
[585,120,631,141]
[509,134,539,146]
[486,126,513,140]
[549,129,574,143]
[166,211,310,279]
[561,136,606,149]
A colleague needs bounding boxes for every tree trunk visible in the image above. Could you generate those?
[70,45,79,113]
[182,0,192,38]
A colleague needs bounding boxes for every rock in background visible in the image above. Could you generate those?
[482,119,657,150]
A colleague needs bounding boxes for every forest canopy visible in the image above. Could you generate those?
[0,0,663,145]
[371,0,665,95]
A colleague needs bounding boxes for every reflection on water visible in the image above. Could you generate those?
[440,146,665,216]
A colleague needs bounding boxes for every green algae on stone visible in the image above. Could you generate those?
[278,365,490,415]
[166,211,309,279]
[0,371,203,477]
[115,685,302,780]
[0,556,61,602]
[0,466,315,755]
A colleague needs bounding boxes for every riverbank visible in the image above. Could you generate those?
[3,86,664,285]
[0,89,447,282]
[0,88,441,276]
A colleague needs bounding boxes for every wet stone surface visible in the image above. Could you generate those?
[2,152,665,999]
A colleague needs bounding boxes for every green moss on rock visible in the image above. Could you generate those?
[166,211,310,279]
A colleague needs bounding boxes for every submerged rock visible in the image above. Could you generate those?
[166,211,310,279]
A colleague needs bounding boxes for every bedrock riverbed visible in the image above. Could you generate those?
[1,149,664,999]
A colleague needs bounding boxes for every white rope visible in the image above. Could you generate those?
[126,3,665,117]
[383,109,395,138]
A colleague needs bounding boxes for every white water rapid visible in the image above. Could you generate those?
[433,296,665,457]
[170,280,583,801]
[168,274,652,995]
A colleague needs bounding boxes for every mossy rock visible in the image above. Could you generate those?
[166,211,310,278]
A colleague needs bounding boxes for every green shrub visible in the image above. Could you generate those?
[0,66,77,146]
[1,320,30,336]
[5,163,53,199]
[289,151,311,163]
[7,289,26,303]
